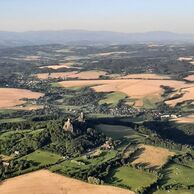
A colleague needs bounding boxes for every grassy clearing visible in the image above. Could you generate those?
[162,162,194,187]
[50,82,61,87]
[142,96,160,109]
[20,150,62,166]
[0,130,31,140]
[50,150,117,175]
[88,113,115,119]
[0,117,26,124]
[0,109,17,114]
[0,129,44,140]
[106,166,157,192]
[94,124,140,140]
[154,189,194,194]
[99,92,127,106]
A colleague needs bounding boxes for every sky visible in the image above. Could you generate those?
[0,0,194,33]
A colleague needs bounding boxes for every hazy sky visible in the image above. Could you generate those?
[0,0,194,33]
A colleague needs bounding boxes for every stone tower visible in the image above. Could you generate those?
[78,112,85,122]
[63,118,74,133]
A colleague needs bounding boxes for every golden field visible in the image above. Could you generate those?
[0,170,134,194]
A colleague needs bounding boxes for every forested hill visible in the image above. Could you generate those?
[0,30,194,48]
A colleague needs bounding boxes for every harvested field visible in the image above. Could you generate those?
[132,144,175,169]
[0,88,44,109]
[0,170,134,194]
[58,79,194,107]
[165,86,194,107]
[36,70,107,80]
[119,73,171,80]
[184,75,194,81]
[172,114,194,124]
[35,71,78,80]
[39,62,76,69]
[67,70,107,79]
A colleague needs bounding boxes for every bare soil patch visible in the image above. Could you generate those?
[0,170,134,194]
[132,144,175,168]
[0,88,43,109]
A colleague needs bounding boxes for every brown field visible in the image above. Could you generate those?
[67,70,107,79]
[58,79,194,107]
[119,73,171,80]
[172,114,194,124]
[132,144,175,168]
[0,88,44,109]
[0,170,134,194]
[35,71,78,80]
[165,86,194,107]
[184,75,194,81]
[39,62,76,69]
[36,70,107,80]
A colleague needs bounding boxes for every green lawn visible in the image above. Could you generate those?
[99,92,127,106]
[106,166,157,192]
[0,117,26,124]
[20,150,62,166]
[162,163,194,187]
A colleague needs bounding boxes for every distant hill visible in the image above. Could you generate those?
[0,30,194,47]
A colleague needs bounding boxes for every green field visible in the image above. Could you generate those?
[154,189,194,194]
[0,129,44,140]
[88,113,115,119]
[99,92,127,106]
[0,130,31,140]
[20,150,62,166]
[50,150,117,175]
[142,96,159,109]
[0,109,17,114]
[94,124,141,140]
[0,117,26,124]
[162,162,194,187]
[106,165,157,192]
